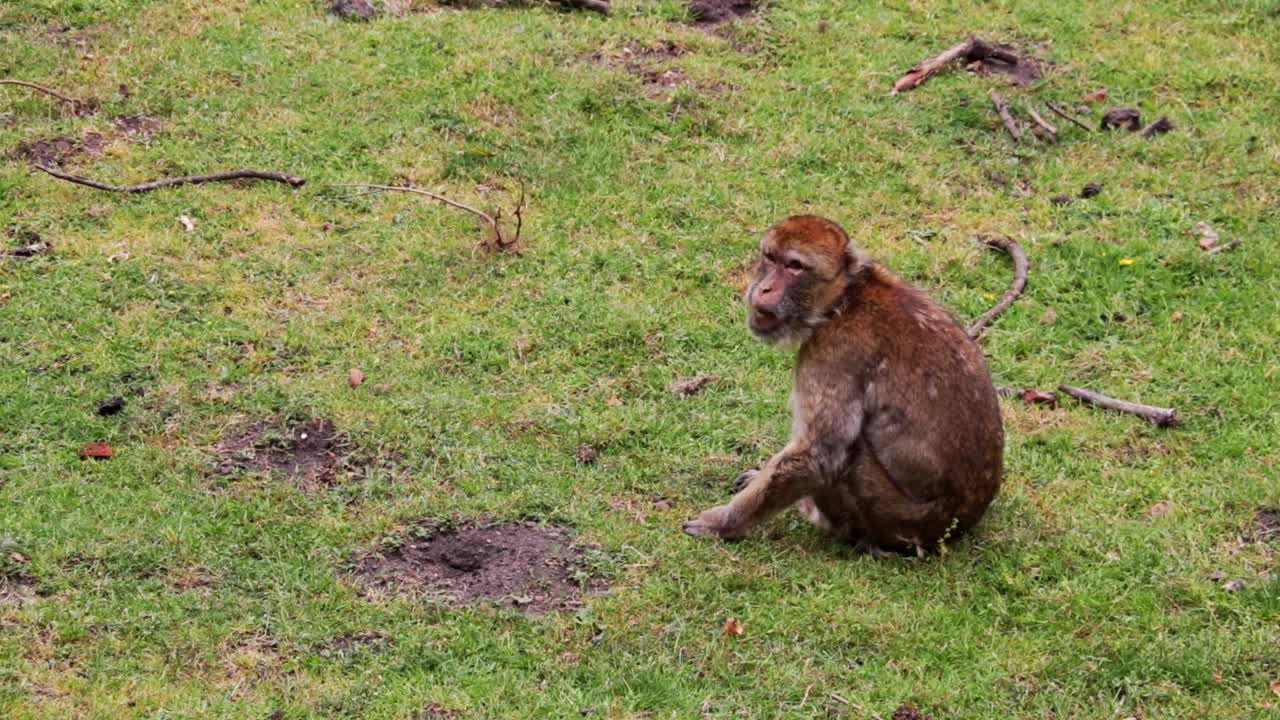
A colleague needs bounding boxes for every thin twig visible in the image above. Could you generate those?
[1025,103,1057,142]
[990,91,1021,141]
[1045,101,1092,133]
[1058,385,1179,427]
[33,164,305,193]
[0,79,82,106]
[968,235,1029,339]
[331,182,524,251]
[1207,238,1242,255]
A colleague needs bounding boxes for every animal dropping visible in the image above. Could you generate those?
[684,216,1003,553]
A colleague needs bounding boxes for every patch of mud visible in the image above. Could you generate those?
[415,704,461,720]
[211,418,350,490]
[112,115,165,139]
[356,522,606,614]
[592,41,694,94]
[689,0,756,25]
[12,132,107,167]
[965,43,1042,87]
[1253,508,1280,543]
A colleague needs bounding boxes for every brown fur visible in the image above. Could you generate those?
[684,215,1003,552]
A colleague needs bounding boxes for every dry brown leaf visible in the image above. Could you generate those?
[0,292,10,304]
[1270,678,1280,697]
[10,552,26,563]
[722,618,744,637]
[1147,500,1170,518]
[606,395,623,407]
[348,368,364,388]
[1020,388,1057,405]
[1083,88,1108,103]
[1171,311,1184,322]
[79,441,113,460]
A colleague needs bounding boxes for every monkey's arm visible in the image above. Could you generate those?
[684,397,865,540]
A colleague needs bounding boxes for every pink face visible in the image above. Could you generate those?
[746,244,812,337]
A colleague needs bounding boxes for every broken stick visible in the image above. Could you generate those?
[1207,238,1242,255]
[1045,101,1093,133]
[33,164,305,193]
[1058,385,1179,427]
[331,182,525,251]
[990,91,1021,141]
[968,235,1028,338]
[0,79,82,107]
[1025,103,1057,142]
[890,36,1021,95]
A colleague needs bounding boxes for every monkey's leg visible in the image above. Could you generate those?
[684,446,817,540]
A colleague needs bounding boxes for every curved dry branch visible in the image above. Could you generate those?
[1058,385,1179,427]
[34,164,305,192]
[968,235,1028,339]
[1,79,82,106]
[331,182,524,251]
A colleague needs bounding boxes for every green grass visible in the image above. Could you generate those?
[2,1,1278,718]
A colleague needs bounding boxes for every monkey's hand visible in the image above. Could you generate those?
[682,504,748,541]
[731,469,759,494]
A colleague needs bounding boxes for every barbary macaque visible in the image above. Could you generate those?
[684,215,1003,553]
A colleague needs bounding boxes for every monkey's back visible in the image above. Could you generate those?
[806,265,1004,547]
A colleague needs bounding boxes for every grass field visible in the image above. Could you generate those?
[2,1,1278,718]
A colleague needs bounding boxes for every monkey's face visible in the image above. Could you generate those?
[746,215,855,344]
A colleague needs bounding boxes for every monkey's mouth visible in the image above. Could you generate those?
[749,308,783,334]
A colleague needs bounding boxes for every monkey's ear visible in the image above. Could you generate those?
[843,242,865,275]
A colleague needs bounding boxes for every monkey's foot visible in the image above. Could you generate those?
[682,504,747,541]
[730,469,759,494]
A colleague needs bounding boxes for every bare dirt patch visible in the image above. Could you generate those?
[1253,508,1280,543]
[211,418,351,490]
[0,572,37,607]
[592,41,696,94]
[892,704,934,720]
[356,522,606,614]
[12,132,107,167]
[689,0,756,25]
[112,114,165,139]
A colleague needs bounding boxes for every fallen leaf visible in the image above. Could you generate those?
[1083,88,1108,103]
[722,618,744,637]
[1119,257,1135,266]
[107,250,130,263]
[669,375,719,396]
[606,395,623,407]
[1131,370,1152,381]
[1039,307,1057,325]
[1271,678,1280,697]
[575,445,598,465]
[79,442,113,460]
[178,215,195,232]
[1147,500,1170,518]
[347,368,364,388]
[10,552,26,563]
[1020,388,1057,405]
[1171,310,1184,322]
[1222,579,1244,593]
[1196,222,1219,250]
[0,291,10,304]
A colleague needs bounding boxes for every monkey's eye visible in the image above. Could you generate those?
[785,259,806,271]
[763,252,779,264]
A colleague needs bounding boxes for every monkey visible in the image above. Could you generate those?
[683,215,1003,554]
